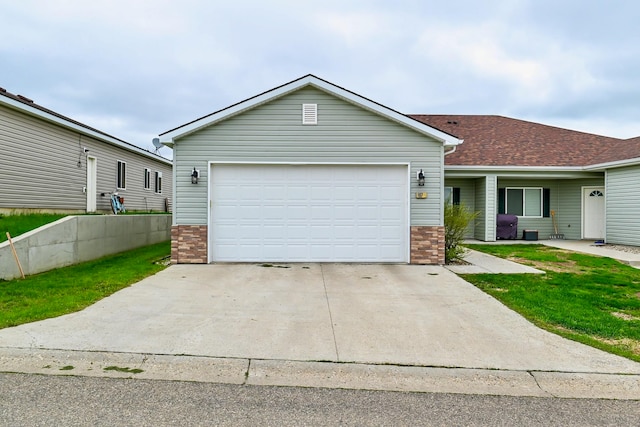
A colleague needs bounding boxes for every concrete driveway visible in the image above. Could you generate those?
[1,263,639,374]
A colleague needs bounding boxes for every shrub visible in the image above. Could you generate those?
[444,202,478,264]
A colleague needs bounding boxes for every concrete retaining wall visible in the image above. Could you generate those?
[0,215,171,280]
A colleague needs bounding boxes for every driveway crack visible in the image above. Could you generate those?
[528,370,556,398]
[243,359,251,385]
[320,265,340,361]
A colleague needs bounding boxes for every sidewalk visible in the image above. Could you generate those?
[446,249,544,274]
[462,238,640,269]
[542,239,640,267]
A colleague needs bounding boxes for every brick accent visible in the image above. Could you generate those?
[410,226,445,265]
[171,225,208,264]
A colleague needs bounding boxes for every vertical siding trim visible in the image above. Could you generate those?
[171,157,177,226]
[485,175,497,241]
[604,170,608,242]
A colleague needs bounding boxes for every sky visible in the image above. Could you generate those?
[2,0,639,157]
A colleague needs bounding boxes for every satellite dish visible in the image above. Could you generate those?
[152,138,162,153]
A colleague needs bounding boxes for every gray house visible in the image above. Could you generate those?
[0,87,173,214]
[160,75,462,264]
[414,115,640,246]
[161,75,640,265]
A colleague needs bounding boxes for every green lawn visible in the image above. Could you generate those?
[0,241,170,329]
[464,244,640,362]
[0,213,68,243]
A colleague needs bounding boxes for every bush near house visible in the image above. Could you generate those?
[444,203,478,264]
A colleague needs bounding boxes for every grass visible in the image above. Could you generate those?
[0,213,68,243]
[463,244,640,362]
[0,241,170,329]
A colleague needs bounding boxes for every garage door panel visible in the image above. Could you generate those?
[333,186,356,200]
[211,164,408,262]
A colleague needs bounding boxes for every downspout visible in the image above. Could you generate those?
[444,144,458,156]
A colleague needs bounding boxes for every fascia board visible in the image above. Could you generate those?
[445,165,586,172]
[0,95,172,166]
[159,78,310,144]
[584,157,640,171]
[444,165,598,179]
[306,78,463,146]
[159,75,463,147]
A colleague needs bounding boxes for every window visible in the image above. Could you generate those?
[444,187,461,205]
[117,161,126,189]
[144,168,151,190]
[499,187,550,217]
[155,171,162,194]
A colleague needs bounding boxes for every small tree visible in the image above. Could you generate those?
[444,202,478,264]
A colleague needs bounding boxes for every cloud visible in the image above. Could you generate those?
[2,0,640,144]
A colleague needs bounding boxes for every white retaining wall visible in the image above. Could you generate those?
[0,215,171,280]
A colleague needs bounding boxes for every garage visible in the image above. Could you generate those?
[210,164,408,262]
[162,75,461,265]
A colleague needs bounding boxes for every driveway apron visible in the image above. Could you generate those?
[0,263,639,375]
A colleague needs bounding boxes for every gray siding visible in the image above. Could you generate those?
[499,178,558,239]
[173,87,444,226]
[444,178,476,238]
[473,177,488,240]
[0,104,172,213]
[469,176,497,241]
[606,166,640,246]
[497,177,603,240]
[556,178,604,240]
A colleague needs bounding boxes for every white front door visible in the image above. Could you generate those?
[209,164,408,262]
[86,157,97,212]
[582,187,605,239]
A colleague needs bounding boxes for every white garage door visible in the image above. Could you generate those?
[210,164,408,262]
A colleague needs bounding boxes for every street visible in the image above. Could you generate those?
[1,373,638,426]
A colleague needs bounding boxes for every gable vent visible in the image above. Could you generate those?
[302,103,317,125]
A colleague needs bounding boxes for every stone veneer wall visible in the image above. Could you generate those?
[171,224,444,265]
[171,225,208,264]
[410,225,445,265]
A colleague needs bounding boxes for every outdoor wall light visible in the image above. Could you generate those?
[191,167,200,184]
[417,169,425,186]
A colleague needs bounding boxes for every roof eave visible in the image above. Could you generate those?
[0,93,172,166]
[585,157,640,171]
[159,75,464,147]
[444,164,599,178]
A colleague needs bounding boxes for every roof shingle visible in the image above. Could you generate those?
[411,115,640,167]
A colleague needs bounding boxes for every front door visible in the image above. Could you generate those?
[582,187,605,239]
[86,157,97,212]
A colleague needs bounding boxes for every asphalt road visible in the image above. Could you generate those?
[1,373,638,426]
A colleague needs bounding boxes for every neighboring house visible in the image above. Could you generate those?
[412,115,640,246]
[159,75,462,265]
[161,75,640,265]
[0,87,173,214]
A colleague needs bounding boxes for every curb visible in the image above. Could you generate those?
[1,348,638,400]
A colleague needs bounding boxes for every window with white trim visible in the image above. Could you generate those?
[144,168,151,190]
[155,171,162,194]
[505,187,542,217]
[116,161,126,189]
